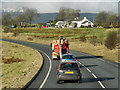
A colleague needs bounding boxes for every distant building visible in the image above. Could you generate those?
[55,17,94,28]
[55,21,69,28]
[71,17,94,28]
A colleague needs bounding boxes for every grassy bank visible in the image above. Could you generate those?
[2,28,119,62]
[7,28,109,40]
[1,41,43,88]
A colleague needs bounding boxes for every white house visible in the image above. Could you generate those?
[55,21,69,28]
[71,17,94,28]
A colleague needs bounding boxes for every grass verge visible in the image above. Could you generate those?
[1,41,43,88]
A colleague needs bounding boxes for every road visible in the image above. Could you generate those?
[2,39,119,90]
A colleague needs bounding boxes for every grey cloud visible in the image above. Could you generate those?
[2,2,118,14]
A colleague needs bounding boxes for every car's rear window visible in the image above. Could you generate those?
[60,63,78,70]
[62,55,75,59]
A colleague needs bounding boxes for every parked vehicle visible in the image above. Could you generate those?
[61,54,76,62]
[51,35,69,60]
[9,25,17,28]
[57,61,82,84]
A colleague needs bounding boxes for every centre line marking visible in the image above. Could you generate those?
[86,68,92,73]
[79,62,105,88]
[92,73,97,79]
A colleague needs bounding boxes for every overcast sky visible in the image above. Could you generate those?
[1,0,119,14]
[1,0,119,2]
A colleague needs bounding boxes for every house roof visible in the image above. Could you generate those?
[72,17,93,24]
[55,21,69,25]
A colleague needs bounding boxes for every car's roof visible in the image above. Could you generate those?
[60,61,78,64]
[63,54,73,56]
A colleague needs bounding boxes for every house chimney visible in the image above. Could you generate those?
[84,17,87,20]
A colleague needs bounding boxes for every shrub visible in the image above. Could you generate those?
[80,34,86,42]
[2,56,24,64]
[97,38,103,45]
[27,37,33,41]
[4,26,10,33]
[90,36,97,46]
[13,31,19,37]
[104,31,117,50]
[97,34,104,45]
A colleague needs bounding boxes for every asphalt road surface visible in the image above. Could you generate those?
[2,39,119,90]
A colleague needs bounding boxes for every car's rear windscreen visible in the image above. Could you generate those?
[62,55,75,59]
[60,63,78,70]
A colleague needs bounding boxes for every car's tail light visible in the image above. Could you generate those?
[78,76,80,78]
[58,76,60,78]
[61,59,63,61]
[74,59,76,61]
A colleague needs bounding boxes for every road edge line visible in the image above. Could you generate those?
[38,50,52,89]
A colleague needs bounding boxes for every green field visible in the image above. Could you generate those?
[8,28,118,40]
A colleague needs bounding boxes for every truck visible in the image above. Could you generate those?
[51,35,69,60]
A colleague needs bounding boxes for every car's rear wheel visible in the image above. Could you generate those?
[78,79,82,83]
[57,80,63,84]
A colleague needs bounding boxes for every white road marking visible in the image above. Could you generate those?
[79,62,105,88]
[91,73,97,79]
[98,81,105,88]
[38,50,52,89]
[86,68,92,73]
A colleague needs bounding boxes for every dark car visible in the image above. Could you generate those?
[57,61,82,84]
[61,54,76,62]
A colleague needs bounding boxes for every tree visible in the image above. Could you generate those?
[56,7,80,22]
[95,11,117,27]
[95,11,108,26]
[65,8,77,22]
[2,12,12,26]
[17,8,38,26]
[24,8,38,24]
[17,13,28,26]
[56,7,66,21]
[75,9,80,18]
[106,12,117,26]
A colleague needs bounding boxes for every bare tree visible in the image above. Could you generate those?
[56,7,80,22]
[56,7,66,21]
[17,8,38,26]
[95,11,108,26]
[24,8,38,24]
[106,12,117,27]
[95,11,117,27]
[2,12,12,26]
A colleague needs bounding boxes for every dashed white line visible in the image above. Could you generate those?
[98,81,105,88]
[79,62,105,88]
[38,50,52,89]
[86,68,92,73]
[91,73,97,79]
